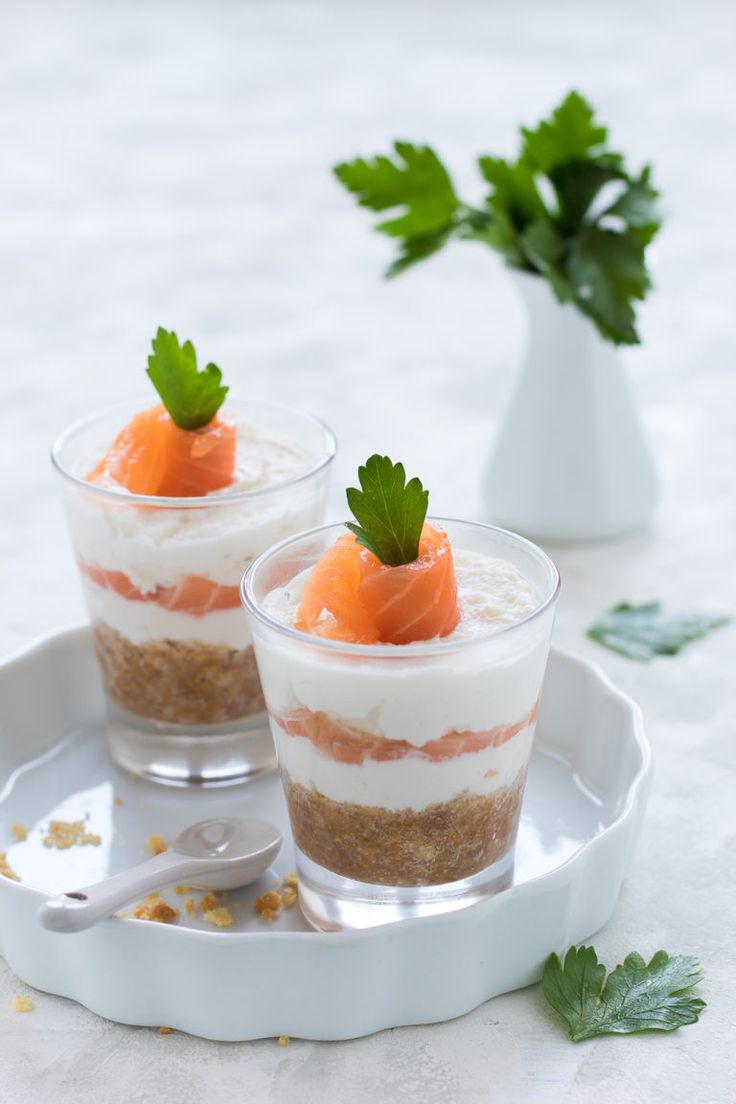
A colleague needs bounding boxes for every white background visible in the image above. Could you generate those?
[0,1,734,1101]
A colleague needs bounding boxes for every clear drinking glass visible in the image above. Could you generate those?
[52,399,336,786]
[242,518,560,929]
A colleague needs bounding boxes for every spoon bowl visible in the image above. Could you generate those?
[39,816,283,933]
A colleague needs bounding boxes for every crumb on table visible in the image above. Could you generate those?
[203,906,233,928]
[147,834,168,855]
[0,852,20,881]
[10,824,27,842]
[12,996,33,1013]
[114,797,123,807]
[42,820,101,850]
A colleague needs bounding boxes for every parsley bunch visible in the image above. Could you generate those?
[334,91,661,345]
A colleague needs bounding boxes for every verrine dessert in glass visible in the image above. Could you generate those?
[242,455,559,929]
[53,327,335,785]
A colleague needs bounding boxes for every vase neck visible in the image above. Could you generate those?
[513,272,619,375]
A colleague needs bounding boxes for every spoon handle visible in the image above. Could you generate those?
[38,851,205,933]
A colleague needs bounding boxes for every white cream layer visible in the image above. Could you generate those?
[82,577,251,648]
[274,721,534,811]
[256,546,553,748]
[67,421,324,591]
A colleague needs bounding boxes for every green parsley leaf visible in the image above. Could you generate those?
[543,946,706,1042]
[602,165,661,245]
[146,328,228,431]
[521,91,608,174]
[333,90,662,345]
[346,455,428,567]
[567,225,650,345]
[587,602,730,661]
[334,142,460,243]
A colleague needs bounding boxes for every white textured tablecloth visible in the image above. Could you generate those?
[1,1,734,1100]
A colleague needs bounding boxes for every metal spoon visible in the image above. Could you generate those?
[38,816,283,933]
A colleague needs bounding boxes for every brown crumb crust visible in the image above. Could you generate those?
[92,622,265,725]
[282,769,526,886]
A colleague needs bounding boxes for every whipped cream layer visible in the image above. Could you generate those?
[273,719,533,811]
[256,547,553,749]
[82,577,251,648]
[65,421,325,592]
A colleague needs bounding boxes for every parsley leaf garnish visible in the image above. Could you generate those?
[345,455,428,566]
[587,602,729,661]
[333,90,661,344]
[146,327,228,431]
[543,946,705,1042]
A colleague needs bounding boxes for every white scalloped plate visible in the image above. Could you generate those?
[0,626,651,1041]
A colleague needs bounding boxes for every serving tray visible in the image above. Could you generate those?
[0,626,651,1041]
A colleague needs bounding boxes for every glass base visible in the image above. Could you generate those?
[295,846,515,931]
[106,700,277,786]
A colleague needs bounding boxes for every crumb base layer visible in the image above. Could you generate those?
[92,622,265,725]
[282,768,527,886]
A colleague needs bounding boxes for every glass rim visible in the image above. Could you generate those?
[241,517,560,658]
[50,397,337,508]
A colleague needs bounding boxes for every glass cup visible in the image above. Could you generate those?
[52,398,336,786]
[242,518,560,930]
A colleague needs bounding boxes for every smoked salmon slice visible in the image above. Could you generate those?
[296,534,379,644]
[271,700,539,764]
[86,404,236,497]
[79,561,241,616]
[296,524,460,646]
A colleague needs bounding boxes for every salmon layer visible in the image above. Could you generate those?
[79,561,241,616]
[270,700,538,765]
[283,768,526,885]
[296,524,460,645]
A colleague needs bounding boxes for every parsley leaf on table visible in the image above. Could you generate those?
[587,602,729,661]
[333,90,662,344]
[346,455,428,566]
[146,327,228,431]
[543,946,706,1042]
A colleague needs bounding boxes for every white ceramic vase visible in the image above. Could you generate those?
[484,271,660,542]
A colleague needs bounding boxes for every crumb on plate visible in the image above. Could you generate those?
[0,852,20,881]
[203,907,233,928]
[114,796,123,807]
[254,890,282,919]
[12,996,33,1013]
[147,834,168,855]
[42,820,101,850]
[199,891,219,913]
[133,894,180,924]
[158,1026,173,1035]
[183,898,196,915]
[277,1035,290,1047]
[282,886,298,909]
[10,824,27,842]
